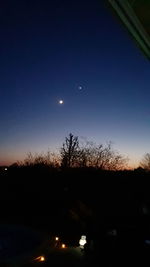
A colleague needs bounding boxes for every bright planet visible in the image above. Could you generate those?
[58,100,64,104]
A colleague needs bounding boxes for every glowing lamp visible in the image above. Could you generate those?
[62,244,66,248]
[40,256,45,262]
[79,235,87,247]
[55,237,59,241]
[34,256,45,262]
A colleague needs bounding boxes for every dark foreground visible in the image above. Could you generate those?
[1,226,150,267]
[1,167,150,265]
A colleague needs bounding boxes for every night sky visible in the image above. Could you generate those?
[0,0,150,167]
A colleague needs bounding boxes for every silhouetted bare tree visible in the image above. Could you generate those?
[78,141,127,170]
[60,134,127,170]
[140,153,150,170]
[23,151,59,167]
[60,133,80,168]
[22,134,127,170]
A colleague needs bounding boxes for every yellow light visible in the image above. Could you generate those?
[62,244,66,248]
[55,237,59,241]
[34,256,45,262]
[40,256,45,262]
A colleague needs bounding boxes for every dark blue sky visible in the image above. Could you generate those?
[0,0,150,167]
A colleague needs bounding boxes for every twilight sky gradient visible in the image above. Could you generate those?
[0,0,150,167]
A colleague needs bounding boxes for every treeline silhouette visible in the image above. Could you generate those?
[6,133,150,171]
[12,133,128,170]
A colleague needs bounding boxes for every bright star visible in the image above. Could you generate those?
[59,100,64,104]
